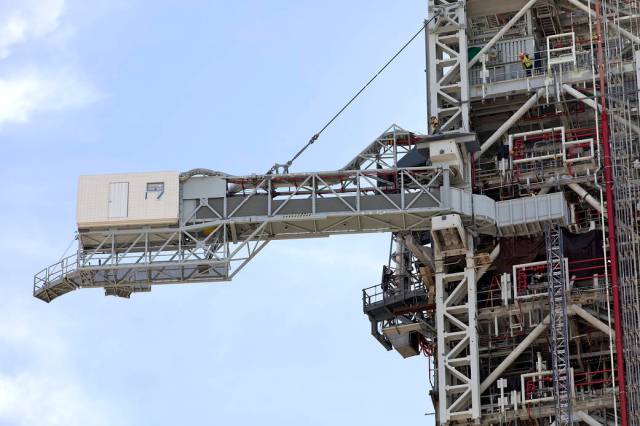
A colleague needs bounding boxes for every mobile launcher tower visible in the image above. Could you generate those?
[34,0,640,424]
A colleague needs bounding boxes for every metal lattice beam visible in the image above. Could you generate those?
[434,230,480,424]
[427,0,470,133]
[545,222,573,426]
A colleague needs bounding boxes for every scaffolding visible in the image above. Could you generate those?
[603,0,640,423]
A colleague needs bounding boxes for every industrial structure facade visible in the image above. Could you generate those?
[34,0,640,424]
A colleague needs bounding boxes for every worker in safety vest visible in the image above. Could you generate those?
[430,116,440,134]
[418,265,435,305]
[518,52,533,76]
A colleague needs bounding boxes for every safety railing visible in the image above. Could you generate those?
[574,368,614,389]
[469,49,593,86]
[34,254,79,294]
[513,257,610,301]
[547,32,576,68]
[521,370,555,405]
[362,279,427,310]
[182,166,446,226]
[362,284,384,307]
[477,274,507,308]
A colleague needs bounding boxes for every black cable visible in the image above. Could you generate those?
[270,13,440,174]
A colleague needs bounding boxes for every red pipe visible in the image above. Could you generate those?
[569,257,605,264]
[595,1,628,423]
[575,368,612,377]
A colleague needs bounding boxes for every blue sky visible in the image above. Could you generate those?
[0,1,434,424]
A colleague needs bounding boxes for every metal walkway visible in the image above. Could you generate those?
[34,165,567,302]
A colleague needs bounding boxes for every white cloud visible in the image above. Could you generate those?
[0,70,101,125]
[0,0,65,59]
[0,374,117,426]
[0,0,101,127]
[0,300,123,426]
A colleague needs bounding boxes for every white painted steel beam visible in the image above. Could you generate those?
[576,410,605,426]
[567,182,605,214]
[477,244,500,281]
[480,314,551,393]
[403,233,434,269]
[479,304,612,396]
[566,0,640,45]
[479,88,545,156]
[467,0,538,69]
[427,0,470,132]
[434,232,481,424]
[562,84,640,136]
[570,304,614,338]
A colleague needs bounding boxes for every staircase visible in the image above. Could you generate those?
[535,3,558,37]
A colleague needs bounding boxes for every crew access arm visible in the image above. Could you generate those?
[33,126,566,303]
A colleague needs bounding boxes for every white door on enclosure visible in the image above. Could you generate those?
[108,182,129,218]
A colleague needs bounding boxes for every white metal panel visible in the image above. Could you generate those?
[467,0,529,16]
[108,182,129,218]
[77,171,179,228]
[496,192,569,235]
[182,176,226,199]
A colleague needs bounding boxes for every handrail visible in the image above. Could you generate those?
[470,49,594,86]
[34,253,79,292]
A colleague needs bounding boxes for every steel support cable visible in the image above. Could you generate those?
[59,233,78,261]
[269,12,441,174]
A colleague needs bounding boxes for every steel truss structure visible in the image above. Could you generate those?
[34,1,640,425]
[434,233,481,421]
[427,0,470,132]
[545,222,572,426]
[36,165,449,301]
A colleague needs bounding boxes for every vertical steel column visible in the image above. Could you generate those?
[426,19,479,404]
[434,232,480,424]
[545,222,573,426]
[427,0,469,133]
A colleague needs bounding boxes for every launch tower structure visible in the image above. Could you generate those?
[34,1,640,424]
